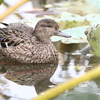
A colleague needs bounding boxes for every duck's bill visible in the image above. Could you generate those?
[56,29,71,38]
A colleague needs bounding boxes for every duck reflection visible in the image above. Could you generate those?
[0,57,57,96]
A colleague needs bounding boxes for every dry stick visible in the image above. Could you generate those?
[0,0,30,21]
[3,1,23,19]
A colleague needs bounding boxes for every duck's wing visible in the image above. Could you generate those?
[0,22,34,36]
[0,27,33,63]
[0,28,28,48]
[0,22,35,47]
[0,27,36,63]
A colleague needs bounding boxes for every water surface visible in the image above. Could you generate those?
[0,42,100,100]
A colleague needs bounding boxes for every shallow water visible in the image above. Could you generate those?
[0,42,100,100]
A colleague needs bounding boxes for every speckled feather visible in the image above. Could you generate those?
[1,43,58,63]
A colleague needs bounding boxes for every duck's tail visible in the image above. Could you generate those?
[0,22,9,40]
[0,22,8,26]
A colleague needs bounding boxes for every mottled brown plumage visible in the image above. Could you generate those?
[0,19,71,63]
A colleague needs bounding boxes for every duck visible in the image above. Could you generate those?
[0,19,71,64]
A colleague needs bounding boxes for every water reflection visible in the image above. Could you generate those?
[50,53,88,84]
[0,57,57,99]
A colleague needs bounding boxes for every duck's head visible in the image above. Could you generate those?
[33,19,71,42]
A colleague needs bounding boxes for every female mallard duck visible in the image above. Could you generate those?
[0,19,71,63]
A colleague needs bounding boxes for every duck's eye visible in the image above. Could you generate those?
[59,30,61,32]
[47,25,52,27]
[41,24,52,28]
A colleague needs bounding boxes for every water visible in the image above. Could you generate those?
[0,42,92,100]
